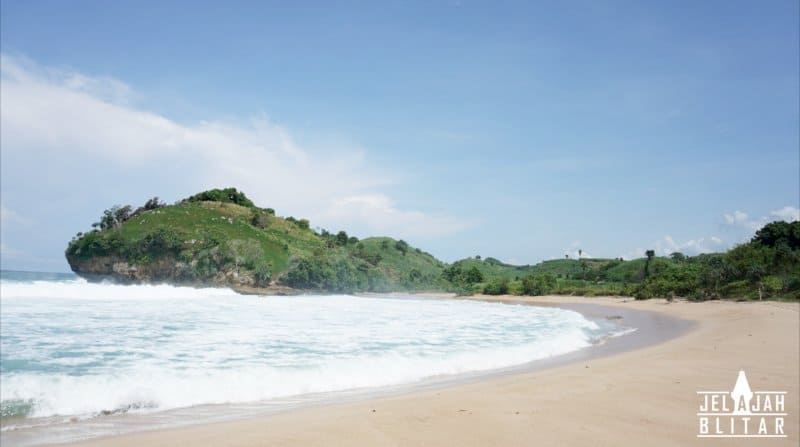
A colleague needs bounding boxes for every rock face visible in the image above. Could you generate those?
[66,254,263,290]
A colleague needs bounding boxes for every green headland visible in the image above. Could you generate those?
[66,188,800,300]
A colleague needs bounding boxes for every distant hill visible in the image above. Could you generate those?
[65,188,445,293]
[66,188,800,300]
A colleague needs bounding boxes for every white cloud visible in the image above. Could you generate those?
[621,235,726,260]
[321,194,469,238]
[0,206,27,226]
[723,206,800,232]
[0,242,23,258]
[769,206,800,223]
[563,241,591,259]
[619,205,798,261]
[655,235,726,256]
[723,210,751,227]
[0,55,466,242]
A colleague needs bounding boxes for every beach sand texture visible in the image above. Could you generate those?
[61,296,799,447]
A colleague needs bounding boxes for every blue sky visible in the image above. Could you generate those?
[1,0,798,272]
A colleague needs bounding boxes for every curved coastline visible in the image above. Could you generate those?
[6,295,798,447]
[1,294,699,447]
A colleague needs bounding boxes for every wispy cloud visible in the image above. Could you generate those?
[322,194,470,238]
[0,242,23,258]
[769,206,800,223]
[621,205,799,260]
[0,206,30,226]
[620,235,725,261]
[0,54,467,243]
[563,240,591,259]
[654,235,726,256]
[723,206,800,231]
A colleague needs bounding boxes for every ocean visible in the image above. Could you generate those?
[0,270,629,445]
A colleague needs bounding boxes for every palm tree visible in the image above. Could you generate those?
[644,250,655,278]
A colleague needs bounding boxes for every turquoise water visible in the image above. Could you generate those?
[0,270,625,443]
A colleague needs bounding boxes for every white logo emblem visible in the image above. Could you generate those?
[697,370,787,438]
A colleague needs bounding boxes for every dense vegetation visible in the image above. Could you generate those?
[66,188,799,300]
[447,220,799,301]
[66,188,445,292]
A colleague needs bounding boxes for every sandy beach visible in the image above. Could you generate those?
[59,296,799,447]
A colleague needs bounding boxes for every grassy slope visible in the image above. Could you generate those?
[69,192,798,299]
[353,237,445,284]
[74,200,444,289]
[449,256,655,295]
[117,202,294,272]
[452,257,643,282]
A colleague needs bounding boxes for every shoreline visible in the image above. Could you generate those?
[6,295,682,447]
[19,295,800,446]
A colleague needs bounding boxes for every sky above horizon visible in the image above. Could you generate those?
[1,0,799,272]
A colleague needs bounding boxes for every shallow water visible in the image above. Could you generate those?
[0,271,626,445]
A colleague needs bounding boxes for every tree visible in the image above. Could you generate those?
[336,231,349,246]
[644,249,656,278]
[441,264,463,282]
[670,252,686,262]
[96,205,133,230]
[762,276,783,298]
[522,273,556,296]
[395,239,409,256]
[727,243,772,300]
[464,266,484,284]
[753,220,800,249]
[699,256,726,298]
[749,264,767,300]
[184,187,255,208]
[143,197,165,211]
[483,277,509,295]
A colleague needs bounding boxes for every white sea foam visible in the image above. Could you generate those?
[0,277,625,422]
[0,278,238,300]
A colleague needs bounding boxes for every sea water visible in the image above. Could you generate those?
[0,270,628,445]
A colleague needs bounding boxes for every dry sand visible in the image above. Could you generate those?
[61,296,799,447]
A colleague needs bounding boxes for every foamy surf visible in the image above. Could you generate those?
[0,272,633,444]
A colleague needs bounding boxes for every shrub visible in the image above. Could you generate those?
[251,211,271,229]
[463,266,484,284]
[522,273,556,296]
[184,188,255,208]
[253,260,272,286]
[395,239,409,256]
[507,280,524,296]
[483,277,509,295]
[763,275,783,296]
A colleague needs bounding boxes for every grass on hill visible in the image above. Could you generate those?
[66,188,800,300]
